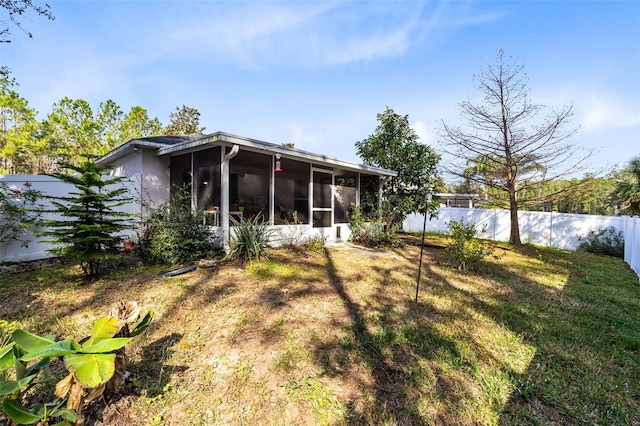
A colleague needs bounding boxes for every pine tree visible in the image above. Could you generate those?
[39,159,135,277]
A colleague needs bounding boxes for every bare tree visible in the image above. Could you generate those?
[439,50,590,245]
[1,0,54,42]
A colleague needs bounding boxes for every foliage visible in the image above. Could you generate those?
[576,226,624,258]
[0,310,152,426]
[0,70,42,174]
[0,71,163,174]
[162,105,206,135]
[348,203,399,248]
[0,0,54,42]
[142,187,220,264]
[0,181,41,246]
[228,215,274,262]
[444,218,494,270]
[304,235,327,253]
[38,159,135,277]
[439,50,587,245]
[615,156,640,216]
[356,106,440,227]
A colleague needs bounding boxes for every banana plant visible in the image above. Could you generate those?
[0,308,153,425]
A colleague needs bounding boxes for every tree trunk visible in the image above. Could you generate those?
[508,185,521,245]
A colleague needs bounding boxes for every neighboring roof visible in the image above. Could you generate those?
[98,131,397,177]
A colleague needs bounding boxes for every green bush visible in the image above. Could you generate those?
[141,188,221,264]
[444,218,494,270]
[304,235,327,253]
[348,203,399,248]
[577,226,624,258]
[228,215,273,262]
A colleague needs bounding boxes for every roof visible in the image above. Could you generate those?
[98,131,398,177]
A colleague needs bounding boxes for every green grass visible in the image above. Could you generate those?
[0,235,638,425]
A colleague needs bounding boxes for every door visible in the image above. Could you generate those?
[312,169,333,229]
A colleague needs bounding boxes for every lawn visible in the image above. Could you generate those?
[1,234,639,425]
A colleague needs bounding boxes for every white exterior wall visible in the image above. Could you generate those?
[404,207,639,279]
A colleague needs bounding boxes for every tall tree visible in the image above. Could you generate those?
[118,106,162,142]
[0,0,54,43]
[439,50,588,245]
[615,157,640,216]
[0,69,41,173]
[356,106,440,226]
[163,105,206,135]
[42,97,100,171]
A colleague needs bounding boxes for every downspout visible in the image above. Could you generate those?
[222,145,240,250]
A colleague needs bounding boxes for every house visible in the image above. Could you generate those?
[97,131,397,246]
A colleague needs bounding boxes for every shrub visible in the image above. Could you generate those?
[304,235,327,253]
[142,187,221,264]
[444,218,494,270]
[577,226,624,258]
[228,215,274,262]
[348,203,399,248]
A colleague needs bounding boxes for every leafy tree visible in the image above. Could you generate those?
[38,159,135,277]
[0,0,54,43]
[0,69,41,173]
[0,180,41,246]
[118,106,162,142]
[615,157,640,215]
[355,106,440,226]
[163,105,206,135]
[41,98,100,171]
[439,50,588,245]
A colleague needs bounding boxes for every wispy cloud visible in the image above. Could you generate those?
[580,95,640,131]
[159,1,505,69]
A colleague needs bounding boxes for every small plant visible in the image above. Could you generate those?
[444,218,494,270]
[228,215,274,262]
[142,186,220,264]
[277,211,308,249]
[0,181,42,247]
[348,203,398,248]
[38,160,136,277]
[304,235,327,253]
[0,303,153,426]
[577,226,624,258]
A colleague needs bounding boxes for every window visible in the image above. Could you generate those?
[274,159,309,224]
[360,174,379,220]
[229,150,271,221]
[194,147,221,211]
[334,173,357,223]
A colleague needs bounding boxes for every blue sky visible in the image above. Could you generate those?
[1,0,639,176]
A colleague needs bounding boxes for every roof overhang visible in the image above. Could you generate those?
[157,131,398,177]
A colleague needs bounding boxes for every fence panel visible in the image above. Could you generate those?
[404,207,638,279]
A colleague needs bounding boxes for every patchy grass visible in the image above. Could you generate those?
[0,235,639,425]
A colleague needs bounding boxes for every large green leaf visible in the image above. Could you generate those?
[25,358,50,376]
[64,353,115,388]
[81,337,131,354]
[0,374,37,396]
[129,311,154,338]
[20,339,78,362]
[82,317,119,349]
[1,398,41,424]
[11,329,56,353]
[0,343,15,372]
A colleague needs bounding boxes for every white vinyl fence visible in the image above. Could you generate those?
[1,174,140,263]
[404,207,640,280]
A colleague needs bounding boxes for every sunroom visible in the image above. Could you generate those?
[99,132,397,247]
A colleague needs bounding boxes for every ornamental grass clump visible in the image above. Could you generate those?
[228,215,274,262]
